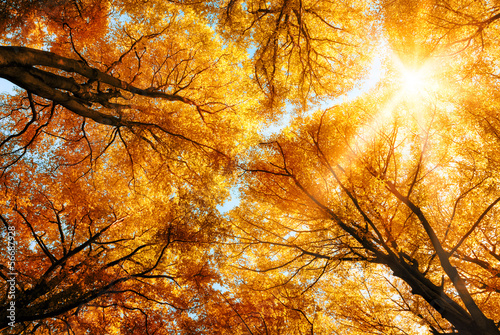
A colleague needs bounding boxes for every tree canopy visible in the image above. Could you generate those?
[1,0,500,334]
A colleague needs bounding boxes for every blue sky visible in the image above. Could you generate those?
[0,78,16,94]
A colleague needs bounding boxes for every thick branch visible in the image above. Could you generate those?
[386,182,500,335]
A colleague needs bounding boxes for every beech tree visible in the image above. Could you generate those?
[0,0,258,333]
[1,0,500,334]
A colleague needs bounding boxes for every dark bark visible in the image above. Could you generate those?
[0,46,204,127]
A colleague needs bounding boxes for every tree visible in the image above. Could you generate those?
[1,0,500,334]
[223,1,500,333]
[230,94,500,334]
[0,0,258,333]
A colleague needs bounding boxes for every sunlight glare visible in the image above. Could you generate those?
[402,68,426,95]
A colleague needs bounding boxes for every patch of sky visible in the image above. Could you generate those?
[247,44,257,58]
[283,230,298,240]
[0,78,16,95]
[28,240,38,252]
[115,12,132,24]
[321,54,384,109]
[259,54,384,139]
[212,282,229,293]
[217,184,241,214]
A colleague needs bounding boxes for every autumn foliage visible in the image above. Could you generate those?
[1,0,500,334]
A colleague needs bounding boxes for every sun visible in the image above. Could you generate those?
[368,48,449,126]
[396,60,442,99]
[401,68,426,95]
[383,46,442,99]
